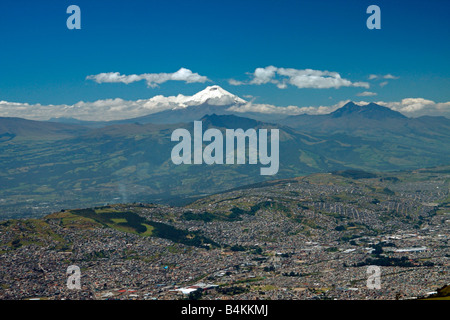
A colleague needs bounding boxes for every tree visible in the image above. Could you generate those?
[188,289,203,300]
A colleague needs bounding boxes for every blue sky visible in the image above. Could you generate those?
[0,0,449,118]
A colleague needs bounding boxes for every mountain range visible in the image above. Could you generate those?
[48,86,289,125]
[0,86,449,218]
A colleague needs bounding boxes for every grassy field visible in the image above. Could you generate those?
[66,207,219,248]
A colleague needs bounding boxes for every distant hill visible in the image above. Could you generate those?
[48,117,108,128]
[279,102,450,137]
[329,102,406,119]
[200,113,262,129]
[0,104,449,218]
[0,117,90,141]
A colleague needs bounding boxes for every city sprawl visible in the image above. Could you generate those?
[0,167,449,300]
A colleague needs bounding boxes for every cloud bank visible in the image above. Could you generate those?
[0,94,449,121]
[86,68,209,87]
[229,66,370,89]
[375,98,450,117]
[228,100,349,116]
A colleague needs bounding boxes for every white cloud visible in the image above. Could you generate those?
[227,102,305,115]
[228,79,245,86]
[383,74,399,79]
[368,73,399,80]
[86,68,209,87]
[249,66,278,85]
[0,96,194,121]
[229,66,369,89]
[227,100,348,116]
[373,98,450,117]
[357,91,377,97]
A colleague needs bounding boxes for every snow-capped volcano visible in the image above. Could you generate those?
[96,85,249,124]
[141,85,246,114]
[184,85,246,106]
[1,85,248,122]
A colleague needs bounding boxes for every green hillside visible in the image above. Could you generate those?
[0,112,449,219]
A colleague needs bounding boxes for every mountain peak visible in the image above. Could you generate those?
[185,85,246,106]
[330,102,406,119]
[200,113,260,129]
